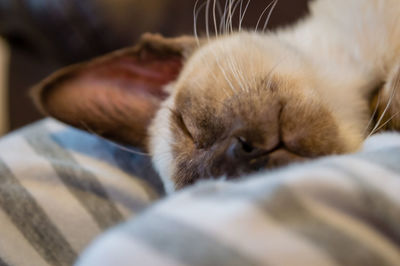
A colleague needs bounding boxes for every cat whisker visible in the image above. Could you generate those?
[219,63,239,94]
[221,0,230,34]
[205,41,238,94]
[219,0,229,33]
[226,0,233,34]
[255,0,278,32]
[369,69,400,137]
[193,0,207,46]
[213,0,219,37]
[373,111,400,133]
[238,0,244,31]
[80,121,151,157]
[192,43,234,97]
[232,0,244,33]
[206,0,243,94]
[205,0,211,40]
[239,0,251,32]
[215,0,223,18]
[263,0,279,32]
[107,142,151,157]
[223,48,247,93]
[228,0,240,34]
[363,91,381,136]
[257,59,284,94]
[222,0,241,34]
[194,0,233,96]
[194,74,232,98]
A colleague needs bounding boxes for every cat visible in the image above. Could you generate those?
[32,0,400,193]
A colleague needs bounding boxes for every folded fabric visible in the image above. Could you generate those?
[1,118,400,266]
[77,133,400,266]
[0,119,162,266]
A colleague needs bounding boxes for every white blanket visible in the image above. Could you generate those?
[0,119,399,266]
[77,133,400,266]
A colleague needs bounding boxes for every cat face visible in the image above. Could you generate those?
[32,32,380,193]
[149,32,361,191]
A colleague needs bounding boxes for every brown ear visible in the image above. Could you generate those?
[370,62,400,133]
[32,33,198,150]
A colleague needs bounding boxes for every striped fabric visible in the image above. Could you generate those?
[1,119,400,266]
[76,133,400,266]
[0,119,162,266]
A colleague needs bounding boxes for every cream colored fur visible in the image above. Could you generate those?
[150,0,400,193]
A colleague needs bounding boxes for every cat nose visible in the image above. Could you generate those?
[227,137,268,161]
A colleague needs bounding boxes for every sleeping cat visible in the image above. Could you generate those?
[32,0,400,193]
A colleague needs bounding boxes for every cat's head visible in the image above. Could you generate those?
[32,32,370,192]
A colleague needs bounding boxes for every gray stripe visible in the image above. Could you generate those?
[23,127,123,229]
[125,214,261,266]
[256,185,394,266]
[0,257,10,266]
[0,159,77,266]
[324,161,400,247]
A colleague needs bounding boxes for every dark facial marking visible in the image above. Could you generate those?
[169,77,347,189]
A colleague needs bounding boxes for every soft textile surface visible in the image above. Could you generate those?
[0,119,162,266]
[1,119,400,266]
[77,134,400,266]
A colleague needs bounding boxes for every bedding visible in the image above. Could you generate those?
[76,133,400,266]
[0,119,162,266]
[0,119,399,265]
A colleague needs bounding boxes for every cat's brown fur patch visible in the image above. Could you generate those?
[169,74,346,189]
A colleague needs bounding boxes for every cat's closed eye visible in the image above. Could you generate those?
[171,110,195,141]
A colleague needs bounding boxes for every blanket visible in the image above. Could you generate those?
[0,119,161,266]
[77,133,400,266]
[0,119,399,265]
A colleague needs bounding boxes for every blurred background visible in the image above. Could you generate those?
[0,0,309,136]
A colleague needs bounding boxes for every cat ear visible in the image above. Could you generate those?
[32,33,199,150]
[370,62,400,132]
